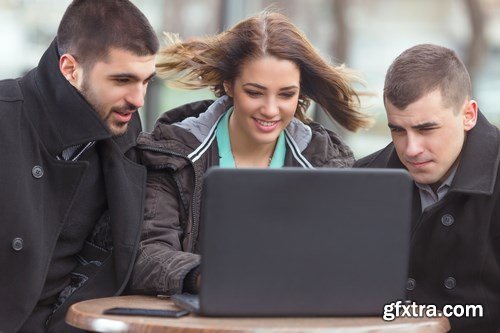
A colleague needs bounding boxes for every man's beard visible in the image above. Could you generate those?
[80,79,136,137]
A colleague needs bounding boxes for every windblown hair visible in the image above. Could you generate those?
[57,0,159,68]
[384,44,472,112]
[157,11,369,131]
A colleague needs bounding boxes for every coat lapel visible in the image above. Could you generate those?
[98,138,146,292]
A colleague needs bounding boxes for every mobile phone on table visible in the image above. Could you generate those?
[103,307,189,317]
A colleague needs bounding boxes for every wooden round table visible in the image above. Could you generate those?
[66,295,450,333]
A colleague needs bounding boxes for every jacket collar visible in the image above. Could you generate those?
[383,111,499,195]
[153,96,313,152]
[450,111,500,195]
[141,97,354,169]
[28,39,110,156]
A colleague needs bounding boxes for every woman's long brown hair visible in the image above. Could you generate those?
[157,11,370,131]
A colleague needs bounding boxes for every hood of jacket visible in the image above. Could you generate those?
[138,96,354,169]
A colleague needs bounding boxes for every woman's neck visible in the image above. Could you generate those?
[232,146,274,168]
[228,114,277,168]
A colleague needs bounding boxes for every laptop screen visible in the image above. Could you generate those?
[198,168,412,316]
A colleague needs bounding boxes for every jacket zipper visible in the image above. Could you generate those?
[139,145,201,253]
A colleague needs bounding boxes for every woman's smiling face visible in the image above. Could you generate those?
[224,55,300,149]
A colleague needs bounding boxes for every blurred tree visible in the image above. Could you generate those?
[331,0,349,64]
[464,0,487,87]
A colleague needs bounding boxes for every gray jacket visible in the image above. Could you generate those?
[131,96,354,295]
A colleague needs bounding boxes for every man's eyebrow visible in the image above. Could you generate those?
[387,122,439,130]
[109,73,139,80]
[412,122,439,130]
[387,123,404,130]
[108,72,156,82]
[146,72,157,81]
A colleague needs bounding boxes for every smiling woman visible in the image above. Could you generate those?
[130,10,370,297]
[222,56,299,167]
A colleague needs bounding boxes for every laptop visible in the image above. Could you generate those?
[171,167,412,317]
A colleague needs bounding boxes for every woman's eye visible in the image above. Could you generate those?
[280,92,296,98]
[245,90,262,97]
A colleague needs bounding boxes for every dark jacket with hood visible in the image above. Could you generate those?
[131,96,355,295]
[355,112,500,333]
[0,40,146,332]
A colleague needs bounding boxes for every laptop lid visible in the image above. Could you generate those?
[198,168,412,316]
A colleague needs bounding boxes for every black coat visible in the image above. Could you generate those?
[355,112,500,333]
[0,40,146,332]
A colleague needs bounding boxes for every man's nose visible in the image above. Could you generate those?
[126,84,146,109]
[405,134,424,157]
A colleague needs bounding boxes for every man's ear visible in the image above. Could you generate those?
[59,54,81,88]
[463,99,478,132]
[223,80,233,98]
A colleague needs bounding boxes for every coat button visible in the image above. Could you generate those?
[12,237,24,251]
[441,214,454,226]
[444,277,456,290]
[32,165,44,179]
[406,278,416,291]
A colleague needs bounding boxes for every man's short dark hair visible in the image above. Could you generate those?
[57,0,159,68]
[384,44,472,111]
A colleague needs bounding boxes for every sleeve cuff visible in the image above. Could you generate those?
[182,265,200,294]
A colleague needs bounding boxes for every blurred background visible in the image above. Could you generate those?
[1,0,499,158]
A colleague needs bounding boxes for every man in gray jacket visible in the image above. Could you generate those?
[0,1,158,332]
[355,44,500,332]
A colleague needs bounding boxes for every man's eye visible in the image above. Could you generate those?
[390,128,404,133]
[114,78,130,84]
